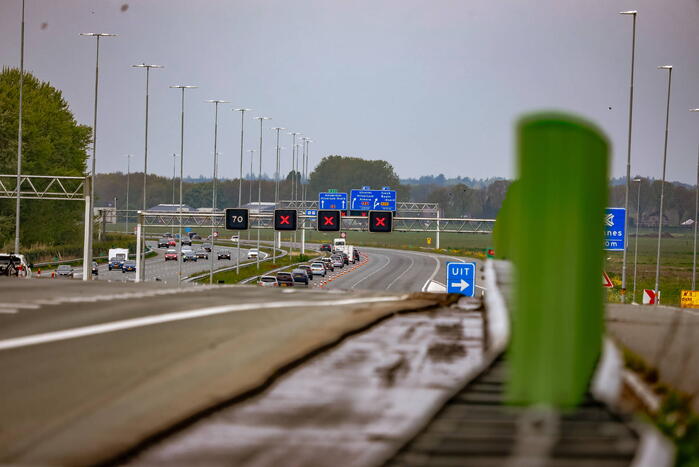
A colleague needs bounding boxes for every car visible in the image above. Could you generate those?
[332,257,344,269]
[353,250,360,262]
[56,265,73,278]
[195,249,209,259]
[310,263,326,276]
[108,257,123,271]
[192,234,202,240]
[231,235,239,243]
[92,261,99,276]
[217,250,231,260]
[258,275,278,287]
[167,239,177,247]
[181,238,192,246]
[164,249,178,261]
[164,232,174,238]
[202,243,212,252]
[291,269,309,286]
[298,264,314,280]
[182,251,198,262]
[157,238,170,248]
[247,248,259,259]
[122,261,137,273]
[188,232,198,239]
[320,258,334,271]
[276,272,294,287]
[320,244,332,252]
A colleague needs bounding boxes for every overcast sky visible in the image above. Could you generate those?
[1,0,698,184]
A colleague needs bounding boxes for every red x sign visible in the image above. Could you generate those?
[279,215,290,225]
[375,217,386,227]
[323,216,335,225]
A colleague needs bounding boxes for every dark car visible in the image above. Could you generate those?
[108,257,122,271]
[202,243,213,252]
[298,264,314,280]
[188,231,198,239]
[164,232,174,238]
[291,269,309,286]
[353,249,360,262]
[92,261,99,276]
[320,258,334,272]
[157,238,169,248]
[56,265,73,278]
[217,250,231,260]
[192,234,202,240]
[276,272,294,287]
[320,244,332,252]
[182,251,197,262]
[181,238,192,246]
[122,261,136,273]
[195,249,209,259]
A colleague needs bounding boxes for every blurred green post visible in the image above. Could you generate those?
[493,181,519,260]
[507,113,608,408]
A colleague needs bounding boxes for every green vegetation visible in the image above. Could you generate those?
[21,233,137,265]
[196,252,317,284]
[0,67,91,248]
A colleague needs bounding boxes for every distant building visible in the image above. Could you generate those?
[242,202,276,214]
[148,203,194,212]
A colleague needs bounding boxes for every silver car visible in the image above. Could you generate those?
[258,275,278,287]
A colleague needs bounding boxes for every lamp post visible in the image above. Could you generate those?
[690,109,699,290]
[272,127,286,204]
[302,138,313,204]
[248,149,255,205]
[14,0,26,256]
[206,100,229,285]
[170,85,197,287]
[632,177,642,304]
[172,153,177,204]
[254,117,271,269]
[288,132,301,202]
[125,154,131,233]
[132,63,163,282]
[653,65,672,304]
[80,32,117,281]
[234,108,252,207]
[619,10,637,303]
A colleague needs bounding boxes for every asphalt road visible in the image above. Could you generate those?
[0,278,437,466]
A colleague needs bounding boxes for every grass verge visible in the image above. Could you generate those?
[196,252,317,285]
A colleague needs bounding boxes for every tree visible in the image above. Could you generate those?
[308,155,409,201]
[0,68,91,247]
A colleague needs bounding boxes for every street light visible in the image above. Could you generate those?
[302,138,313,203]
[619,10,637,303]
[288,132,301,202]
[632,177,642,304]
[255,117,271,270]
[14,0,26,256]
[125,154,132,233]
[132,63,163,282]
[170,85,197,287]
[653,65,673,304]
[80,32,117,281]
[690,108,699,290]
[234,108,252,207]
[271,127,286,204]
[206,99,229,285]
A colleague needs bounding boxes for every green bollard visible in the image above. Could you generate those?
[493,181,519,260]
[507,113,608,408]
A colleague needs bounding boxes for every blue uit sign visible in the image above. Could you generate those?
[604,207,626,251]
[319,192,348,210]
[350,189,397,211]
[446,262,476,297]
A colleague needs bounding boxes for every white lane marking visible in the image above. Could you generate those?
[385,255,415,290]
[350,254,392,289]
[0,295,407,351]
[0,309,19,314]
[421,254,441,292]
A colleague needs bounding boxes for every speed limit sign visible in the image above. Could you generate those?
[340,232,346,238]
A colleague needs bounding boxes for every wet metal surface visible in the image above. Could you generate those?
[128,308,484,467]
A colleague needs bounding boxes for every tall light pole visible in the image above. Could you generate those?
[206,100,229,285]
[288,132,301,202]
[248,149,255,205]
[80,32,117,281]
[132,63,163,282]
[302,138,312,203]
[619,10,637,303]
[690,108,699,290]
[254,117,271,269]
[272,127,285,204]
[172,153,177,204]
[125,154,131,233]
[653,65,672,304]
[14,0,26,255]
[234,108,252,207]
[170,85,197,287]
[632,177,642,304]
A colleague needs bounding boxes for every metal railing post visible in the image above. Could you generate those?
[135,211,143,283]
[82,176,92,281]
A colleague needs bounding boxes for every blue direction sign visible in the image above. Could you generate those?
[350,189,397,211]
[305,209,318,216]
[319,192,348,210]
[447,262,476,296]
[604,207,626,251]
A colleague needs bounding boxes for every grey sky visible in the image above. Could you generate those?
[1,0,698,184]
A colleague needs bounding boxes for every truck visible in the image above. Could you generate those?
[108,248,129,271]
[332,238,356,264]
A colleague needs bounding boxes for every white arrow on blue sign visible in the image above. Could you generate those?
[604,207,626,251]
[447,262,476,296]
